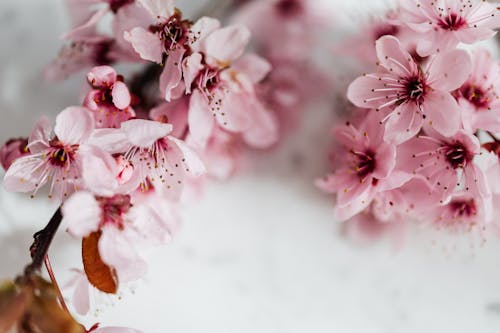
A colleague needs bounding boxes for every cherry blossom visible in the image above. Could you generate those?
[3,107,95,201]
[316,112,411,221]
[398,0,500,56]
[347,35,470,143]
[457,48,500,133]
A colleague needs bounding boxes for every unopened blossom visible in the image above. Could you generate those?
[84,66,135,128]
[0,138,29,171]
[398,0,500,56]
[347,35,470,143]
[316,112,411,221]
[457,48,500,133]
[3,107,95,201]
[397,129,491,201]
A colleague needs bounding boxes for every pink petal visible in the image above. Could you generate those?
[62,191,101,238]
[383,103,424,144]
[423,91,460,137]
[188,90,215,148]
[72,274,90,316]
[123,27,163,63]
[87,65,117,88]
[372,142,396,179]
[80,145,119,196]
[189,17,221,52]
[3,156,43,193]
[182,53,203,94]
[88,128,130,154]
[337,175,372,208]
[98,226,147,282]
[233,54,271,83]
[149,99,189,138]
[136,0,174,19]
[427,49,471,92]
[375,35,416,76]
[335,186,376,222]
[168,137,206,176]
[347,74,397,109]
[216,90,251,132]
[120,119,172,147]
[242,101,279,149]
[112,81,131,109]
[28,116,51,154]
[202,25,250,65]
[377,171,413,192]
[54,107,94,144]
[62,7,107,41]
[159,47,185,101]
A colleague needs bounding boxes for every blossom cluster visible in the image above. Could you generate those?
[318,0,500,239]
[0,0,325,330]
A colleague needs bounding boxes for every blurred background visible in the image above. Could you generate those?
[2,0,500,332]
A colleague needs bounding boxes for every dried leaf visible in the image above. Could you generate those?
[82,231,118,294]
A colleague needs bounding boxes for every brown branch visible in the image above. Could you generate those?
[24,207,63,277]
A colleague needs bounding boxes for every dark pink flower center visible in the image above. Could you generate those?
[438,13,467,31]
[195,67,221,94]
[48,139,77,167]
[444,141,473,169]
[275,0,303,17]
[404,76,426,103]
[149,12,190,54]
[449,199,477,218]
[97,194,132,229]
[108,0,134,13]
[460,84,489,109]
[351,149,376,182]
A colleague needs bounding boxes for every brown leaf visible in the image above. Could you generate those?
[82,231,118,294]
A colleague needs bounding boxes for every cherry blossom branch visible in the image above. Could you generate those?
[24,207,63,277]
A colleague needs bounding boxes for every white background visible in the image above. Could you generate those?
[1,1,500,332]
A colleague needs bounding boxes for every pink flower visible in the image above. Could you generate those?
[3,107,95,201]
[397,129,491,201]
[316,112,411,221]
[84,66,135,128]
[457,48,500,133]
[91,119,205,199]
[63,190,176,282]
[347,35,470,143]
[424,192,493,232]
[398,0,500,56]
[0,138,29,171]
[187,32,278,148]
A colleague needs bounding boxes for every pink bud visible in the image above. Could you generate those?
[0,138,29,171]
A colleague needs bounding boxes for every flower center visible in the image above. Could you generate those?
[460,84,489,109]
[149,13,190,54]
[351,149,376,181]
[275,0,303,17]
[438,13,467,31]
[97,194,132,229]
[449,199,477,218]
[195,67,221,94]
[444,141,472,169]
[405,76,426,102]
[48,139,76,167]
